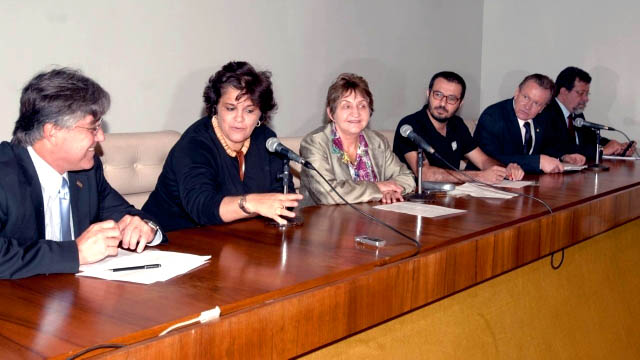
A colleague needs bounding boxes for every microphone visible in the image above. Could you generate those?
[399,125,435,154]
[573,117,616,131]
[266,137,314,169]
[400,125,553,213]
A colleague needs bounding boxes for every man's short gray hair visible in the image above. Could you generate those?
[12,68,110,146]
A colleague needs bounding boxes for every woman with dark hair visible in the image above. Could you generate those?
[143,61,302,231]
[299,73,415,206]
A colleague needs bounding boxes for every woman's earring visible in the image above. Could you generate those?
[256,119,262,127]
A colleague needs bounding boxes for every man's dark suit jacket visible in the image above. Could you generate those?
[0,142,155,279]
[539,99,609,162]
[474,98,564,173]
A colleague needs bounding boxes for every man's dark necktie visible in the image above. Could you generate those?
[567,113,576,144]
[523,121,532,154]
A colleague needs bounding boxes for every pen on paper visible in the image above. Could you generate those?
[110,264,161,272]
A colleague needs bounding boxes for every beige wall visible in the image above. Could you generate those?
[0,0,484,141]
[3,2,637,144]
[481,1,640,142]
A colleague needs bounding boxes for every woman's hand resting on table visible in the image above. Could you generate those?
[242,193,304,225]
[376,180,404,204]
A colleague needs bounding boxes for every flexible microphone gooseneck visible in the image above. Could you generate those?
[573,118,640,157]
[266,137,315,169]
[399,125,553,214]
[310,168,421,249]
[266,137,421,250]
[401,125,566,269]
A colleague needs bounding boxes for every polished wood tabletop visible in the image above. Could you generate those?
[1,160,639,359]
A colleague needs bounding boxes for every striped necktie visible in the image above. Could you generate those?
[59,177,72,241]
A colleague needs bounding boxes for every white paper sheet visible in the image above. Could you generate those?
[77,249,211,284]
[448,183,516,199]
[374,202,466,218]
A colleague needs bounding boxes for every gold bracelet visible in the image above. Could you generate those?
[238,195,254,215]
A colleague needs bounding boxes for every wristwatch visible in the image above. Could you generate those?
[144,219,160,236]
[238,195,254,215]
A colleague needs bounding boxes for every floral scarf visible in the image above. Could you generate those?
[330,123,378,182]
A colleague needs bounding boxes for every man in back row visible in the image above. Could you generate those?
[393,71,524,184]
[0,68,164,279]
[540,66,636,161]
[474,74,585,173]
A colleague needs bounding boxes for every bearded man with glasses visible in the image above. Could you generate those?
[539,66,636,161]
[393,71,524,184]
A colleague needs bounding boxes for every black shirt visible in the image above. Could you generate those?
[142,116,292,232]
[393,105,477,170]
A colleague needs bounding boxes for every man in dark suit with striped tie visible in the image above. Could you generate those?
[0,68,163,279]
[474,74,585,173]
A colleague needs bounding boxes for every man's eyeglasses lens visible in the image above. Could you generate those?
[432,91,459,105]
[75,119,103,135]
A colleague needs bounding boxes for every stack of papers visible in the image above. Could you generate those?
[77,249,211,284]
[448,183,516,199]
[374,202,466,217]
[492,180,536,188]
[562,163,587,171]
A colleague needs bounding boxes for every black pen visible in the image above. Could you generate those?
[621,141,635,156]
[110,264,161,272]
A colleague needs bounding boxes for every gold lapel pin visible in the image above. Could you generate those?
[76,180,83,188]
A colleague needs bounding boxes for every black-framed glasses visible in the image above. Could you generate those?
[74,118,103,135]
[573,90,590,97]
[431,90,460,105]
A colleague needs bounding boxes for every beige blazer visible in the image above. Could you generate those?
[299,124,415,206]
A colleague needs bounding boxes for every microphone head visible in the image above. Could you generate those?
[400,124,413,137]
[573,117,585,128]
[266,137,280,152]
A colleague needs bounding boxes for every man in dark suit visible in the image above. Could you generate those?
[0,68,163,279]
[474,74,585,173]
[541,66,635,161]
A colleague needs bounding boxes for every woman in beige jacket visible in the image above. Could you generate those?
[300,73,415,206]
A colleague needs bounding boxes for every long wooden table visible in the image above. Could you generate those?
[1,160,639,359]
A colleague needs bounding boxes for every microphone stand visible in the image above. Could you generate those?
[587,129,609,172]
[406,149,432,202]
[282,159,291,195]
[267,158,304,227]
[417,149,423,195]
